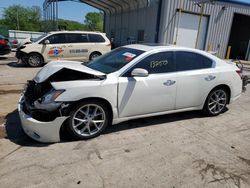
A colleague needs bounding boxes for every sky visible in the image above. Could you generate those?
[0,0,99,23]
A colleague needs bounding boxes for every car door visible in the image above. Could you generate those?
[174,51,217,109]
[88,33,108,55]
[66,33,92,61]
[118,51,177,118]
[40,34,69,61]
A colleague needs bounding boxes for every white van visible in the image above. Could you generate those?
[16,31,111,67]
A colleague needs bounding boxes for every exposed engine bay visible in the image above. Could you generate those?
[22,65,106,122]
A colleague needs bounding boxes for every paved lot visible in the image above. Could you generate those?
[0,54,250,188]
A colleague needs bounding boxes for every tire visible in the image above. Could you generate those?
[27,53,44,67]
[66,100,110,140]
[89,52,101,61]
[202,88,228,116]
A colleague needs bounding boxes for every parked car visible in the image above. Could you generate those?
[16,31,111,67]
[18,44,244,143]
[9,38,18,48]
[0,35,11,55]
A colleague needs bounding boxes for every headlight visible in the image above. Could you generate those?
[41,89,65,104]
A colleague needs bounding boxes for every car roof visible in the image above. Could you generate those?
[48,30,106,35]
[124,44,203,52]
[124,44,220,59]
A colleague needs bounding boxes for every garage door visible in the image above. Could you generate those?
[174,12,209,50]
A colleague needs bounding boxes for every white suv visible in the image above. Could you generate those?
[16,31,111,67]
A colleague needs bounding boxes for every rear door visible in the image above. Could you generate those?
[174,51,217,109]
[88,33,110,55]
[66,33,90,61]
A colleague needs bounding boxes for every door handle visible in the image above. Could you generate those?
[205,75,216,81]
[163,80,176,86]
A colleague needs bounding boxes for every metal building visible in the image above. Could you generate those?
[43,0,250,60]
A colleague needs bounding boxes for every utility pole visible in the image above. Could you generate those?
[16,11,20,30]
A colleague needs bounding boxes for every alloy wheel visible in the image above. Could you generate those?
[28,55,41,67]
[72,104,106,136]
[208,89,227,114]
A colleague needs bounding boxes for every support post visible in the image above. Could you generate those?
[174,0,183,45]
[195,3,204,49]
[226,46,231,59]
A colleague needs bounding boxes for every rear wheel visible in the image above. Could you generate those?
[203,88,228,116]
[89,52,101,61]
[67,100,110,140]
[27,53,44,67]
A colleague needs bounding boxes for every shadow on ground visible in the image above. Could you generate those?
[4,108,226,146]
[4,109,49,147]
[0,57,8,60]
[7,62,29,68]
[103,110,205,135]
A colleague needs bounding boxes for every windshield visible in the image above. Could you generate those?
[32,33,47,43]
[85,47,144,74]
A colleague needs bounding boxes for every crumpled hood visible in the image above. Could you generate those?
[34,60,105,83]
[17,37,32,48]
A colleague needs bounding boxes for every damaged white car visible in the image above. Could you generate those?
[18,44,244,143]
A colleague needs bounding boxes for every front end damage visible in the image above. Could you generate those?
[18,61,106,143]
[18,97,68,143]
[18,78,71,143]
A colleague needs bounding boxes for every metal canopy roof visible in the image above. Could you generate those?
[44,0,151,15]
[81,0,152,14]
[193,0,250,8]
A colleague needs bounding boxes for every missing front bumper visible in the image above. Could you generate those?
[18,96,68,143]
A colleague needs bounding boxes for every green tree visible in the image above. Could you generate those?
[84,12,104,32]
[1,5,41,31]
[57,19,87,30]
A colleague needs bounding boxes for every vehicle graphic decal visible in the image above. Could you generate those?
[48,47,64,56]
[69,49,88,54]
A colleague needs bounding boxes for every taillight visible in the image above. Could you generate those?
[107,43,112,48]
[236,70,243,79]
[0,39,7,45]
[12,39,18,44]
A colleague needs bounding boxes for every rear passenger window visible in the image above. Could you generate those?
[175,51,213,71]
[124,52,175,76]
[88,34,105,42]
[67,34,88,43]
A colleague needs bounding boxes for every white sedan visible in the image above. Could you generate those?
[18,44,244,143]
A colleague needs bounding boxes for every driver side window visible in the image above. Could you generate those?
[123,51,175,77]
[43,34,67,44]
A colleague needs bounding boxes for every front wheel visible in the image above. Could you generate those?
[67,100,110,140]
[27,53,44,67]
[203,88,228,116]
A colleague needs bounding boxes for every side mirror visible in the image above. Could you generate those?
[44,40,50,45]
[131,68,149,77]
